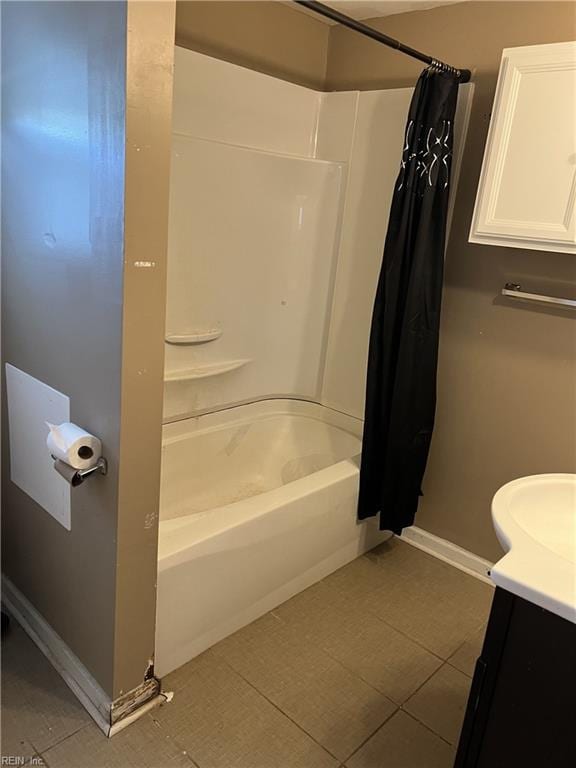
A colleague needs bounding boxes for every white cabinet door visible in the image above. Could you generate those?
[470,41,576,254]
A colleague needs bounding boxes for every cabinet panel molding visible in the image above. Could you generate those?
[470,41,576,254]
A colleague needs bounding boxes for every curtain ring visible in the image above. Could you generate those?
[430,58,460,76]
[429,60,462,79]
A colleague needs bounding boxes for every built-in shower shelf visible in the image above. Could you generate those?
[165,329,222,345]
[164,359,251,383]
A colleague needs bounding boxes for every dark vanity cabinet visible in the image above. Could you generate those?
[454,587,576,768]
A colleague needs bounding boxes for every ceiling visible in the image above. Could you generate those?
[290,1,465,23]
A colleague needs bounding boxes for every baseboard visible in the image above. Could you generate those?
[401,526,494,585]
[1,576,161,737]
[108,694,166,737]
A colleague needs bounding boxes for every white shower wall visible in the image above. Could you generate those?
[165,48,472,421]
[171,49,320,157]
[321,87,473,418]
[166,133,343,417]
[165,48,345,419]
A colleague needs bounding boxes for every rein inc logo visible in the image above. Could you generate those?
[1,758,44,766]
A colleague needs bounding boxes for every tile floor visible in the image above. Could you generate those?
[1,538,493,768]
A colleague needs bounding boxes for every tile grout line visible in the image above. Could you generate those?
[366,538,491,584]
[275,580,450,668]
[358,553,490,637]
[269,609,412,703]
[214,610,412,762]
[147,702,203,768]
[273,575,453,664]
[2,625,92,762]
[273,551,476,754]
[147,715,201,768]
[270,551,486,704]
[445,658,474,679]
[37,712,200,768]
[332,553,487,660]
[209,626,408,763]
[398,707,455,748]
[6,540,481,765]
[168,739,202,768]
[399,659,452,706]
[34,723,92,763]
[215,650,404,767]
[399,660,465,748]
[36,751,51,768]
[338,705,399,765]
[214,654,344,763]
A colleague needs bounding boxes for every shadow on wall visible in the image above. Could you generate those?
[175,0,330,89]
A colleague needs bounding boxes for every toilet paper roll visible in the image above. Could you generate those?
[46,422,102,470]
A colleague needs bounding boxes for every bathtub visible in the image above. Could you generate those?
[155,399,387,677]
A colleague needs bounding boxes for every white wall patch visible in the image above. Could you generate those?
[5,364,71,530]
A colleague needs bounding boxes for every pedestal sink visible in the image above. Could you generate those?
[491,473,576,623]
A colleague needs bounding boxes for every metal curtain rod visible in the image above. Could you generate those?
[295,1,471,83]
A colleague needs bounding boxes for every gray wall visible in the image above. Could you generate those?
[1,0,175,698]
[326,1,576,560]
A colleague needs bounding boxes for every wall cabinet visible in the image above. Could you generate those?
[470,42,576,254]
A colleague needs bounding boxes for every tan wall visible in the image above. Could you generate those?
[327,2,576,560]
[1,0,175,698]
[114,0,175,697]
[175,1,329,88]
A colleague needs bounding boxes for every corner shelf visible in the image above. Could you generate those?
[164,359,251,383]
[165,329,222,345]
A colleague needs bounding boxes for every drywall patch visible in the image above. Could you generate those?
[5,364,71,529]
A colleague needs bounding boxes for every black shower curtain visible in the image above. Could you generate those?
[358,68,459,534]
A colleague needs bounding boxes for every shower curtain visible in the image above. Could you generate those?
[358,68,460,534]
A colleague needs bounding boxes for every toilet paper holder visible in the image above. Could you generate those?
[52,456,108,487]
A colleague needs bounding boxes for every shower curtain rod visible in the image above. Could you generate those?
[294,1,471,83]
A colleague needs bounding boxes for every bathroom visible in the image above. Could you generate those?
[1,1,575,767]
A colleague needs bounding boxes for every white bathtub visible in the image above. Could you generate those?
[155,399,387,677]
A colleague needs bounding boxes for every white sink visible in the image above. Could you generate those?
[491,474,576,624]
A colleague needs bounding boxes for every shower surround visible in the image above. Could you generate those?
[156,47,472,676]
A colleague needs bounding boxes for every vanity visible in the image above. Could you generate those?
[454,475,576,767]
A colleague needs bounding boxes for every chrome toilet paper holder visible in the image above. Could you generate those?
[52,456,108,487]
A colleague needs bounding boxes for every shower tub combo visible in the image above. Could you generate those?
[155,399,385,676]
[155,48,471,677]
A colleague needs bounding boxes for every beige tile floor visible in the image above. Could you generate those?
[1,539,493,768]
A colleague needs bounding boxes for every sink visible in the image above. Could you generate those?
[491,474,576,624]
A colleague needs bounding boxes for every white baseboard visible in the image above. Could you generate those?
[401,526,494,585]
[1,576,160,737]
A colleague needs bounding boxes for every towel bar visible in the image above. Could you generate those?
[501,283,576,310]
